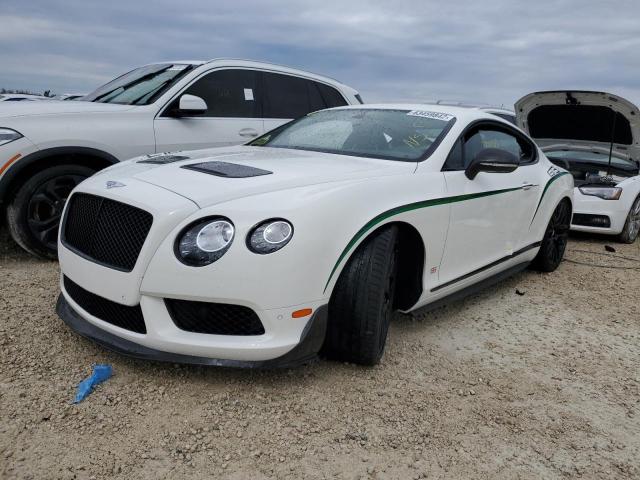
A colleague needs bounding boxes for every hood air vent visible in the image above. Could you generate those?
[181,161,273,178]
[138,154,191,164]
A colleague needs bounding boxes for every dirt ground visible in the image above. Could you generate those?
[1,227,639,480]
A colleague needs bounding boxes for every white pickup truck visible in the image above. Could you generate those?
[0,59,362,258]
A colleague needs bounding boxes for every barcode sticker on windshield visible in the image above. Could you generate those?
[407,110,455,121]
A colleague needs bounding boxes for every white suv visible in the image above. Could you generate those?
[0,59,362,258]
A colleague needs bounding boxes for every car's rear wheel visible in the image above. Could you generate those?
[6,165,94,259]
[322,225,399,366]
[618,195,640,244]
[531,199,571,272]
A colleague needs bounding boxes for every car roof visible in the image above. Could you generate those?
[329,103,495,120]
[428,100,515,115]
[141,58,352,91]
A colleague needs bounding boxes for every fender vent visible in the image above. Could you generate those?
[181,161,272,178]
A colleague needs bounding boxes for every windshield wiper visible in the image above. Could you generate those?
[92,65,173,103]
[129,65,194,105]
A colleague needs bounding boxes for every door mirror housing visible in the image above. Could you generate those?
[171,94,207,117]
[465,148,519,180]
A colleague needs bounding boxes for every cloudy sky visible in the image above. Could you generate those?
[2,1,640,107]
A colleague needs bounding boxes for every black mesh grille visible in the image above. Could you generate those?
[165,299,265,336]
[63,193,153,272]
[572,213,611,228]
[64,276,146,334]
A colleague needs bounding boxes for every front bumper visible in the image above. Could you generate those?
[570,187,629,235]
[56,180,331,366]
[57,294,327,368]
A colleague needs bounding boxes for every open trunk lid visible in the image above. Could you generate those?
[515,91,640,162]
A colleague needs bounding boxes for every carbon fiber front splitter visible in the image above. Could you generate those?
[56,294,327,369]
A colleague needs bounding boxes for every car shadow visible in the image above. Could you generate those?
[0,223,50,263]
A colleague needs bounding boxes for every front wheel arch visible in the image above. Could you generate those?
[618,193,640,243]
[531,197,572,272]
[0,147,118,203]
[325,221,425,310]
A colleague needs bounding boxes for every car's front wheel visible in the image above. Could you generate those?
[531,199,571,272]
[6,165,95,259]
[618,195,640,244]
[322,225,399,366]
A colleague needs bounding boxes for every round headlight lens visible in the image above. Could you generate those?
[248,219,293,254]
[196,221,234,252]
[175,217,234,266]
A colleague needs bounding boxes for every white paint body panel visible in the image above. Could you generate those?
[58,105,574,362]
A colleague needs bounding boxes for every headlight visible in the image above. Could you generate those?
[579,186,622,200]
[175,217,234,266]
[247,219,293,254]
[0,128,23,146]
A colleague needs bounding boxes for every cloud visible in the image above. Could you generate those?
[1,0,639,106]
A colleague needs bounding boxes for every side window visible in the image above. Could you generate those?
[262,72,348,119]
[463,129,516,168]
[443,126,536,171]
[263,73,313,119]
[307,81,327,112]
[443,139,463,171]
[182,69,259,118]
[316,83,348,108]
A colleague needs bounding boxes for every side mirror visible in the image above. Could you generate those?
[171,94,207,117]
[465,148,519,180]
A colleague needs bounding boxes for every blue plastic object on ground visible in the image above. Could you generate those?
[73,364,113,403]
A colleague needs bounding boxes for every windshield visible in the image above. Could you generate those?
[83,64,192,105]
[250,109,455,161]
[546,149,636,170]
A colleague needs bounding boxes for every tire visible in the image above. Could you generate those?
[531,199,571,272]
[322,225,399,366]
[6,164,95,259]
[617,195,640,244]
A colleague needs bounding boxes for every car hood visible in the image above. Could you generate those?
[93,146,415,208]
[0,100,135,118]
[515,91,640,161]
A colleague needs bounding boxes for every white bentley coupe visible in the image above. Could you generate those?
[56,105,573,367]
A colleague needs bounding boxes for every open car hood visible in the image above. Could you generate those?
[515,91,640,162]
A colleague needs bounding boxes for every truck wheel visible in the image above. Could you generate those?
[6,165,94,259]
[618,195,640,244]
[323,225,399,366]
[531,199,571,272]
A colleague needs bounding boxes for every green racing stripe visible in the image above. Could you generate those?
[529,171,570,225]
[323,185,523,293]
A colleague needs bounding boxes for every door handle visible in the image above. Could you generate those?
[239,128,259,138]
[521,182,537,190]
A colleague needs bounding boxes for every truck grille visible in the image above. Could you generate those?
[165,299,265,336]
[63,276,146,334]
[62,193,153,271]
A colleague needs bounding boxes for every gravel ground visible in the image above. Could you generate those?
[1,227,639,480]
